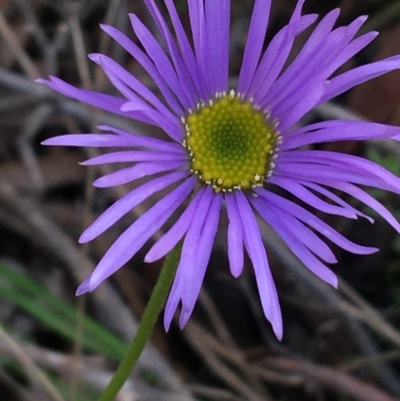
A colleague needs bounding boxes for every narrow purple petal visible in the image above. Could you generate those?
[164,273,182,331]
[37,77,137,119]
[225,193,244,277]
[90,54,180,128]
[257,188,378,255]
[235,191,283,340]
[188,0,206,72]
[179,192,222,327]
[205,0,230,93]
[121,101,183,142]
[275,82,326,132]
[269,15,370,114]
[79,171,188,243]
[145,187,209,262]
[324,181,400,234]
[282,121,400,150]
[251,11,317,103]
[143,0,199,108]
[93,160,187,188]
[301,181,374,223]
[164,0,208,99]
[277,150,400,193]
[278,213,337,264]
[76,276,91,296]
[164,187,214,329]
[280,150,399,184]
[262,8,339,108]
[251,196,338,286]
[323,29,378,83]
[238,0,271,95]
[100,24,183,116]
[42,133,134,148]
[319,55,400,104]
[81,150,187,165]
[269,175,357,219]
[85,177,196,292]
[97,125,182,152]
[130,14,191,109]
[275,163,394,196]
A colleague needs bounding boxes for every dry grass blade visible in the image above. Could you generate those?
[266,357,400,401]
[0,11,40,79]
[185,321,274,401]
[339,280,400,349]
[0,325,66,401]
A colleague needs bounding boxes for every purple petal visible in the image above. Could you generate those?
[164,272,182,331]
[275,162,397,192]
[269,175,357,219]
[79,171,188,243]
[257,192,339,263]
[143,0,199,107]
[257,188,378,255]
[277,150,400,193]
[251,196,338,286]
[275,82,326,132]
[145,186,209,262]
[37,77,136,118]
[235,191,283,340]
[85,176,196,292]
[251,10,317,103]
[270,15,370,114]
[281,150,396,180]
[225,193,244,277]
[100,24,183,115]
[319,55,400,104]
[164,0,208,100]
[282,121,400,150]
[43,124,182,151]
[81,150,187,165]
[164,186,214,329]
[120,101,183,142]
[205,0,230,93]
[97,125,183,152]
[90,54,181,133]
[42,133,135,148]
[76,276,91,295]
[262,8,339,108]
[179,192,222,327]
[238,0,271,95]
[93,160,186,188]
[301,181,374,223]
[324,181,400,234]
[130,14,191,109]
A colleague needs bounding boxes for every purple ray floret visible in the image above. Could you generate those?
[39,0,400,340]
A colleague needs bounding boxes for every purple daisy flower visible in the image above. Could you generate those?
[39,0,400,340]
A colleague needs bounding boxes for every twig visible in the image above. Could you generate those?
[0,324,66,401]
[66,2,92,89]
[266,357,400,401]
[17,104,53,191]
[185,321,273,401]
[0,11,41,79]
[341,350,400,373]
[338,280,400,349]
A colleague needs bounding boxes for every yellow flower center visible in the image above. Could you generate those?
[183,91,279,192]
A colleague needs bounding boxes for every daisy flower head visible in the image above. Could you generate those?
[39,0,400,340]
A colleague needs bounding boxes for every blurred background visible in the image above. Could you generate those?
[1,0,400,400]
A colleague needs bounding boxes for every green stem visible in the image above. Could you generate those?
[97,246,181,401]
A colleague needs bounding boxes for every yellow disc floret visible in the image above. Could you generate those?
[183,90,279,192]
